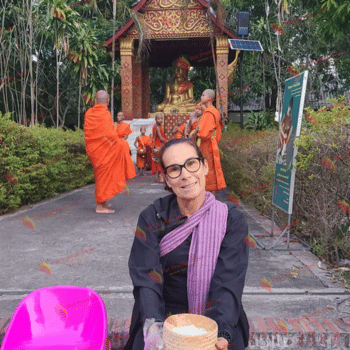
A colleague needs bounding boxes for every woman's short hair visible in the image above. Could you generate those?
[158,138,205,193]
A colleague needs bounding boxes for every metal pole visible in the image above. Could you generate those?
[240,51,244,129]
[269,214,292,249]
[271,207,275,237]
[287,214,291,249]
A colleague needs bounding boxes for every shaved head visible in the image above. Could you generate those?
[204,89,215,100]
[95,90,110,105]
[201,89,215,106]
[117,111,124,122]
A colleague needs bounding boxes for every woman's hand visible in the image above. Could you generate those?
[144,324,164,350]
[215,337,229,350]
[143,318,164,350]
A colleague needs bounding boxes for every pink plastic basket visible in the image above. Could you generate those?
[1,286,111,350]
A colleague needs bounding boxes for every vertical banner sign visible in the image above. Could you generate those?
[272,71,308,214]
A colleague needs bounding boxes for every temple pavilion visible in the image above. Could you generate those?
[105,0,240,138]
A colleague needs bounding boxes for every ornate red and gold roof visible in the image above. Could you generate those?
[104,0,238,67]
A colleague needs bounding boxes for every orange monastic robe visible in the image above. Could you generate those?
[84,105,136,203]
[174,124,185,139]
[187,119,198,142]
[136,135,151,168]
[190,119,198,132]
[197,105,226,192]
[151,124,167,174]
[114,121,132,138]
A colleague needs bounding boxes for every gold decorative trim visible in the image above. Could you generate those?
[216,35,229,54]
[143,0,199,10]
[228,50,240,86]
[120,38,134,56]
[126,9,218,37]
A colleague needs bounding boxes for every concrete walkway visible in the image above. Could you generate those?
[0,174,349,349]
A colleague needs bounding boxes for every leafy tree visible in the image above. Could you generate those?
[295,0,350,39]
[69,24,99,128]
[35,0,80,128]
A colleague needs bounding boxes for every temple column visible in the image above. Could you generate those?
[133,53,143,119]
[120,38,135,120]
[216,35,229,120]
[142,58,150,118]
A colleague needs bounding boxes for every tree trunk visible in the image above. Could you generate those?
[78,74,82,129]
[56,48,60,128]
[111,0,116,120]
[29,0,35,125]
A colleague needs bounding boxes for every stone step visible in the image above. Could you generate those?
[1,316,349,349]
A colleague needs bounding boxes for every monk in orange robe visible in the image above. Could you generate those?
[171,117,185,139]
[186,104,204,141]
[191,89,226,194]
[84,91,136,213]
[114,111,132,139]
[134,126,151,176]
[185,112,196,139]
[151,112,167,182]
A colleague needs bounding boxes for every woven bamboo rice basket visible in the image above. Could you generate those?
[163,313,218,350]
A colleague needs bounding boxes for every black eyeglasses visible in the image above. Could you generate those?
[164,157,203,179]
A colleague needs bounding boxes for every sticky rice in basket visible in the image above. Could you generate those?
[163,313,218,350]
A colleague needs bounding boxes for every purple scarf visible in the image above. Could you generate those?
[159,191,228,315]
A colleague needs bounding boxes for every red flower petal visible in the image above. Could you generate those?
[243,235,257,249]
[5,173,17,185]
[22,215,35,231]
[321,157,335,171]
[39,262,52,276]
[337,200,350,215]
[133,226,146,241]
[259,277,272,292]
[149,269,162,284]
[276,320,289,335]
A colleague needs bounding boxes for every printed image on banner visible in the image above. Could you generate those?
[273,71,308,214]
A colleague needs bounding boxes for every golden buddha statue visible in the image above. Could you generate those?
[156,56,195,113]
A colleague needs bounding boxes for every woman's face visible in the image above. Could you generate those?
[162,143,208,200]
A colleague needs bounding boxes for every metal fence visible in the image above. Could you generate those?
[228,90,350,113]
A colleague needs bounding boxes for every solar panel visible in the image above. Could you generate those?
[228,39,264,52]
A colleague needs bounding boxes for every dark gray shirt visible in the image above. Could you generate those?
[124,193,249,349]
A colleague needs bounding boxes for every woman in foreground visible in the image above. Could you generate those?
[123,138,250,350]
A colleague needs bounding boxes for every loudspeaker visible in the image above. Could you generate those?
[237,11,250,37]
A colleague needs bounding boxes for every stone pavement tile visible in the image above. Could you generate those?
[1,181,349,349]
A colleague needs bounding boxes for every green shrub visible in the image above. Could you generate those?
[220,123,279,207]
[294,98,350,264]
[221,99,350,265]
[244,110,276,130]
[0,111,94,214]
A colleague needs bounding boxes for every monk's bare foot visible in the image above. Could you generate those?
[96,207,115,213]
[96,203,115,213]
